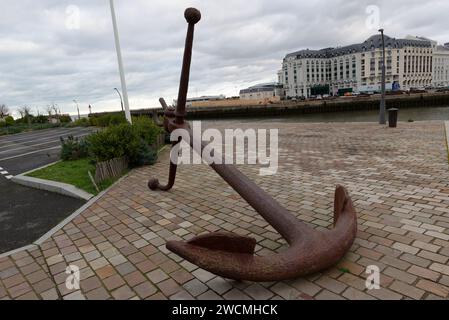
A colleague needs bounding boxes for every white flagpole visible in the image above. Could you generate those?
[109,0,132,123]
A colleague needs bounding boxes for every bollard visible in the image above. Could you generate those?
[388,108,398,128]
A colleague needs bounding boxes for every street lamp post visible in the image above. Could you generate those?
[379,28,387,125]
[109,0,132,124]
[73,99,80,120]
[114,88,124,112]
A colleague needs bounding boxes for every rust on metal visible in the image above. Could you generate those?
[149,7,358,281]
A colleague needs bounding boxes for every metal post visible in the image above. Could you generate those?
[379,28,386,125]
[73,99,80,120]
[109,0,132,124]
[114,88,124,112]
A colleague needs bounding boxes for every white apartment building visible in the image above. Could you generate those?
[433,43,449,87]
[278,34,438,98]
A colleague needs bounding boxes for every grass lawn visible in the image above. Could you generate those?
[27,158,124,195]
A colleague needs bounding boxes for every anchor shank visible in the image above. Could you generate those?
[189,132,311,243]
[175,23,196,124]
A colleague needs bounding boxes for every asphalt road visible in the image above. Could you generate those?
[0,127,94,253]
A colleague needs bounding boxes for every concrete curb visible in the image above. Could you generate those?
[0,171,132,258]
[12,175,94,201]
[0,245,38,259]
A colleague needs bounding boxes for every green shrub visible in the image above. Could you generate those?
[133,139,158,166]
[69,118,90,127]
[90,114,127,127]
[109,114,127,126]
[86,118,161,166]
[5,116,14,126]
[33,115,49,124]
[59,115,72,123]
[60,135,88,161]
[132,116,162,145]
[95,115,111,127]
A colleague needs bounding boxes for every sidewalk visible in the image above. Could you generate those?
[1,121,449,300]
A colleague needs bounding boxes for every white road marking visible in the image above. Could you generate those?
[0,128,92,148]
[0,133,90,155]
[0,146,61,162]
[0,167,13,179]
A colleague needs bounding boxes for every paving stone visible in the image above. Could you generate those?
[367,288,402,300]
[192,269,215,283]
[416,279,449,298]
[147,269,169,284]
[206,277,233,295]
[315,289,345,300]
[183,279,208,297]
[389,280,425,300]
[342,287,376,300]
[103,274,126,291]
[170,269,194,285]
[408,265,440,281]
[315,275,347,294]
[170,290,195,300]
[80,276,102,293]
[157,279,181,297]
[223,288,252,300]
[64,291,86,300]
[112,285,135,300]
[383,267,417,284]
[40,288,60,300]
[134,281,158,299]
[198,290,223,300]
[244,284,274,300]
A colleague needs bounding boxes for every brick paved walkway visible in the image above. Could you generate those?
[1,121,449,300]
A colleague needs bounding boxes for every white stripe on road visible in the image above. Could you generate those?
[0,128,92,147]
[0,146,61,162]
[0,167,14,179]
[0,133,90,155]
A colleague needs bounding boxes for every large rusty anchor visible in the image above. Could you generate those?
[149,8,358,282]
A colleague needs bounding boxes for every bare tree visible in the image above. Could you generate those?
[18,105,31,118]
[18,105,32,126]
[0,104,9,119]
[46,105,53,117]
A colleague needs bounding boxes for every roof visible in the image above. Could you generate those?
[285,34,432,60]
[240,83,283,94]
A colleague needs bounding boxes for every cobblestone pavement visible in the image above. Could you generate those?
[1,121,449,300]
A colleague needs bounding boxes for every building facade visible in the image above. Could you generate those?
[278,34,440,98]
[240,83,284,100]
[433,43,449,87]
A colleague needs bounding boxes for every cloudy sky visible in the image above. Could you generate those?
[1,0,448,117]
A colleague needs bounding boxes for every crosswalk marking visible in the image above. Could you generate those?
[0,168,13,180]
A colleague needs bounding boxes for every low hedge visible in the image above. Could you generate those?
[86,117,162,167]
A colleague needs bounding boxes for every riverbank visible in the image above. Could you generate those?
[127,92,449,120]
[187,92,449,120]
